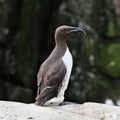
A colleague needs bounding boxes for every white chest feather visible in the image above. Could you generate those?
[57,47,73,97]
[62,47,73,76]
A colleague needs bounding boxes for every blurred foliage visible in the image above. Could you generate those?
[95,43,120,78]
[0,0,120,104]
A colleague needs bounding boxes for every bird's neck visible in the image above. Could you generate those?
[54,38,67,58]
[56,39,67,49]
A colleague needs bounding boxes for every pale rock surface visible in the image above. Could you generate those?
[0,101,120,120]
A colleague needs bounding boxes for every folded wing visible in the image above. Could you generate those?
[35,59,66,106]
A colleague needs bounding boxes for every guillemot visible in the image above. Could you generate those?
[35,25,86,106]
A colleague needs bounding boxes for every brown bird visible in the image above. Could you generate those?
[35,25,86,106]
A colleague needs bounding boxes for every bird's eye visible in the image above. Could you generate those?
[64,29,66,31]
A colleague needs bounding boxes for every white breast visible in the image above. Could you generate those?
[57,47,73,98]
[62,47,73,77]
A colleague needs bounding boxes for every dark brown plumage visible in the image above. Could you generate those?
[35,25,85,106]
[35,58,66,105]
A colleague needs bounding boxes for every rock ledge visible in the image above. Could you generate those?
[0,101,120,120]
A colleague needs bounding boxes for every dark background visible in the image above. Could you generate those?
[0,0,120,105]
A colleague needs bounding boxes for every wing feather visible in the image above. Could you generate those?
[35,59,66,106]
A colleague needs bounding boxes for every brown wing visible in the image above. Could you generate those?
[35,59,66,106]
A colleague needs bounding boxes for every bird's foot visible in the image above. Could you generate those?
[59,101,76,106]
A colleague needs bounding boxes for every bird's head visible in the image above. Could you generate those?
[55,25,86,41]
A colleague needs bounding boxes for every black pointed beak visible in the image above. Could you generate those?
[68,27,86,35]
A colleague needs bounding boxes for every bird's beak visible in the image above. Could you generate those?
[68,27,86,35]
